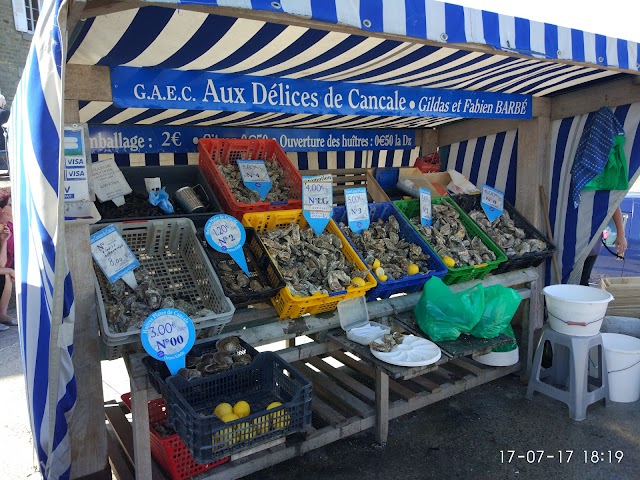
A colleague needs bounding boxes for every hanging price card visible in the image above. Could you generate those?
[237,160,272,200]
[481,184,504,222]
[345,187,370,233]
[141,308,195,375]
[90,224,140,288]
[302,174,333,234]
[204,214,250,276]
[420,188,432,226]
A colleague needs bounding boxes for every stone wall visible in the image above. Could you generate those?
[0,0,32,106]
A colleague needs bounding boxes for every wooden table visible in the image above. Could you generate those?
[113,268,538,479]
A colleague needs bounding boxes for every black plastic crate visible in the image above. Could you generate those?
[142,336,260,398]
[165,352,312,464]
[196,227,286,308]
[96,165,222,225]
[451,194,556,274]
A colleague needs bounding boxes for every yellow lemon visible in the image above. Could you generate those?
[220,413,239,423]
[407,264,419,275]
[233,400,251,418]
[214,402,233,420]
[442,256,456,268]
[371,259,381,269]
[253,415,270,435]
[212,426,235,446]
[267,402,290,429]
[351,277,366,287]
[235,421,255,442]
[374,267,385,277]
[378,274,388,282]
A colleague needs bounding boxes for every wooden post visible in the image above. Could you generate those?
[418,128,438,155]
[516,112,550,337]
[65,100,109,478]
[375,367,389,445]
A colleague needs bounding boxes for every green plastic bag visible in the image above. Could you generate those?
[470,285,522,339]
[414,277,485,341]
[492,324,518,353]
[583,135,629,191]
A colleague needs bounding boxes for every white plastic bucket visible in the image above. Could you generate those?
[542,285,613,336]
[602,333,640,403]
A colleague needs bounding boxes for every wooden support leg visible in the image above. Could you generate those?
[375,367,389,445]
[130,377,152,480]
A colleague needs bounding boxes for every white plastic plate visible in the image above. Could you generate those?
[370,335,442,367]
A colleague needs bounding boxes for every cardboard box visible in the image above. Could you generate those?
[397,168,451,197]
[600,277,640,317]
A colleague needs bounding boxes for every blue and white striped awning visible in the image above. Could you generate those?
[69,3,635,127]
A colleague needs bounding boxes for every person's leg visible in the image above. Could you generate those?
[0,274,15,325]
[580,255,598,286]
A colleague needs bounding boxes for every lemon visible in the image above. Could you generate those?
[233,400,251,418]
[235,421,255,442]
[407,264,419,275]
[442,256,456,268]
[267,402,290,429]
[374,267,385,277]
[220,413,239,423]
[351,277,366,287]
[213,426,235,446]
[371,259,381,269]
[253,415,270,435]
[378,274,388,282]
[214,402,233,420]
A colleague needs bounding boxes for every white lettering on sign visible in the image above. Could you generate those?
[91,158,133,202]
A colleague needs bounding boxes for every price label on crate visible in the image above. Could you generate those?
[302,175,333,234]
[237,160,272,200]
[204,214,250,276]
[420,188,432,226]
[141,308,195,375]
[481,184,504,222]
[345,187,370,233]
[90,224,140,288]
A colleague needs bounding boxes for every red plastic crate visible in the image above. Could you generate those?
[198,138,302,220]
[121,393,228,480]
[414,152,441,173]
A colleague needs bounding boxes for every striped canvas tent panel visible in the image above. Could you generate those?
[92,148,420,170]
[442,130,518,203]
[548,103,640,284]
[8,0,76,479]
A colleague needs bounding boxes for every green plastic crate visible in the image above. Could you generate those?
[393,198,507,284]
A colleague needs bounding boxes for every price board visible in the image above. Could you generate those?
[481,184,504,222]
[302,174,333,234]
[420,188,432,227]
[90,224,139,285]
[140,308,195,375]
[204,214,250,276]
[237,160,272,200]
[345,187,370,233]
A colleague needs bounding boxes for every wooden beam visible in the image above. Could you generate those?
[65,65,112,102]
[418,128,438,155]
[437,118,519,146]
[551,76,640,120]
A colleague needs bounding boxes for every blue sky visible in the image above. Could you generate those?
[447,0,640,42]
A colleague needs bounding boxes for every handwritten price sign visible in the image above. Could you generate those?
[303,174,333,234]
[90,224,140,283]
[204,214,250,275]
[237,160,272,200]
[420,188,432,226]
[140,308,195,375]
[345,187,370,233]
[481,184,504,222]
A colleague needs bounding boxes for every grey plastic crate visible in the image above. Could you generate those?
[92,218,235,359]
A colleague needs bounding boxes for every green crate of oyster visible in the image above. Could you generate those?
[91,218,235,352]
[451,194,556,275]
[393,198,507,285]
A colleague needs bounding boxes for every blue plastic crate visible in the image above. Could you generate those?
[332,202,447,301]
[374,168,400,190]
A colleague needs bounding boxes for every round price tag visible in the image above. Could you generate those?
[204,214,250,275]
[140,308,195,375]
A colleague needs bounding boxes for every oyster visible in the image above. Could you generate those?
[217,160,292,203]
[216,336,241,354]
[370,332,406,352]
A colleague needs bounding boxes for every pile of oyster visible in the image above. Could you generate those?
[176,336,253,380]
[258,223,368,297]
[409,203,497,268]
[217,160,292,203]
[216,263,268,294]
[370,332,406,352]
[468,209,548,257]
[102,267,214,333]
[340,215,431,280]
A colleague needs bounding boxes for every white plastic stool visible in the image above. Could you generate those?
[527,326,609,421]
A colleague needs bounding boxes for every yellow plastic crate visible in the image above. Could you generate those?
[242,210,377,319]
